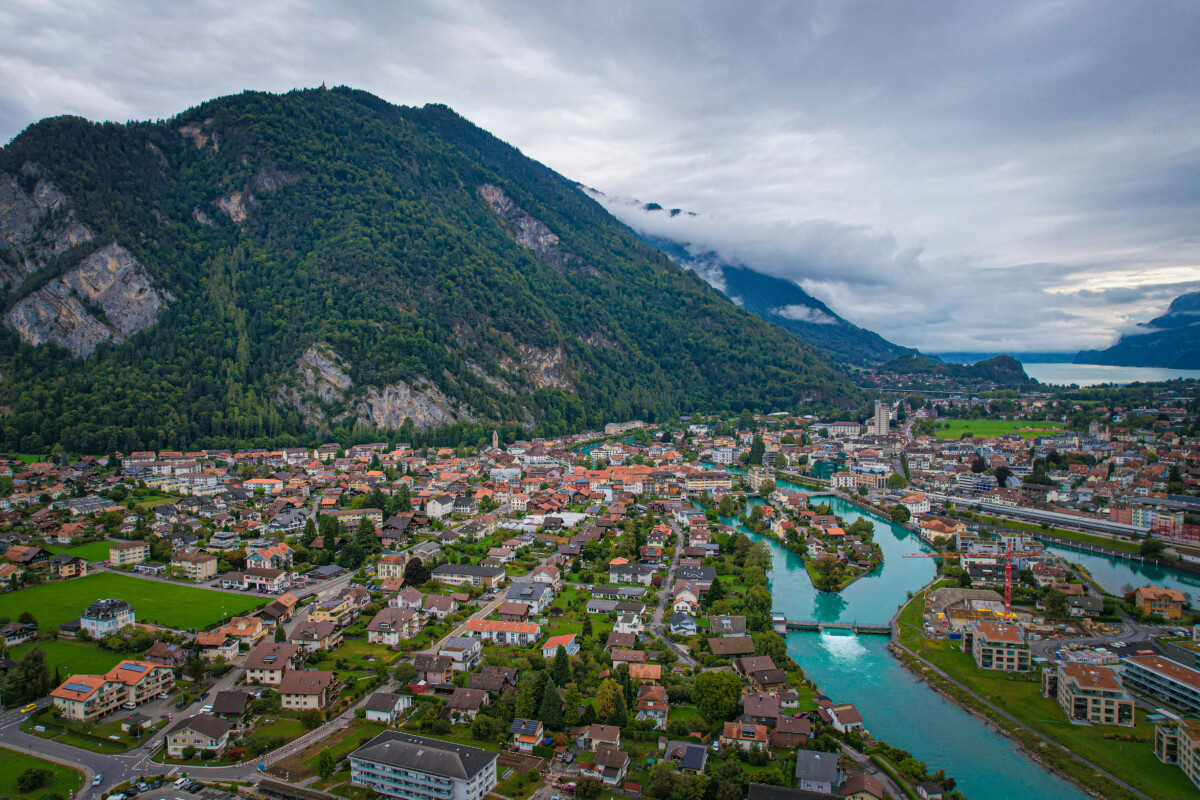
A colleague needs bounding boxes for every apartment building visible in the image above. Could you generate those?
[351,731,498,800]
[430,564,505,588]
[278,670,338,710]
[50,660,174,721]
[1135,586,1187,620]
[165,714,233,757]
[464,619,542,646]
[1041,662,1134,726]
[1155,719,1200,792]
[243,642,301,685]
[109,540,149,566]
[967,621,1030,672]
[1123,655,1200,712]
[171,552,219,581]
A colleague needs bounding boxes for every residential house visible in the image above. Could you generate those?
[794,750,841,794]
[364,691,412,725]
[510,718,544,752]
[668,613,696,635]
[720,722,768,751]
[278,670,338,710]
[1136,586,1187,620]
[165,714,233,758]
[581,723,621,752]
[439,637,482,672]
[423,594,460,620]
[506,583,551,614]
[195,631,238,662]
[443,688,490,721]
[542,634,579,659]
[431,564,506,588]
[465,619,541,646]
[48,553,87,579]
[413,655,455,685]
[81,598,135,638]
[468,665,519,695]
[581,748,630,786]
[828,703,865,734]
[244,642,301,685]
[144,640,189,668]
[634,685,668,729]
[290,620,343,653]
[367,608,420,647]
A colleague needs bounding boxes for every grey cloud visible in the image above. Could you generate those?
[773,305,837,325]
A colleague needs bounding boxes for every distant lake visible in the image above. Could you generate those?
[1022,362,1200,386]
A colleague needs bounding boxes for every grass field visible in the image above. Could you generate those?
[11,638,125,676]
[910,634,1194,800]
[0,749,85,799]
[931,419,1066,440]
[47,541,116,562]
[0,573,265,630]
[135,494,174,508]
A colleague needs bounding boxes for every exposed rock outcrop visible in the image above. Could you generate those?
[499,344,573,391]
[278,343,476,429]
[479,183,600,278]
[0,163,94,286]
[217,192,253,223]
[356,379,476,430]
[4,243,173,357]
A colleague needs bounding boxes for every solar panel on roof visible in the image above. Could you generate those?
[122,663,148,672]
[65,682,94,692]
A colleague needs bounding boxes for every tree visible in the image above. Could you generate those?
[17,611,36,625]
[316,750,337,779]
[2,646,52,705]
[993,466,1012,488]
[563,685,582,727]
[1043,588,1067,618]
[404,557,430,586]
[16,769,52,793]
[576,777,605,800]
[302,518,317,547]
[595,679,627,726]
[355,518,379,554]
[274,625,287,643]
[890,505,911,525]
[581,616,593,640]
[1140,536,1166,559]
[754,631,790,667]
[694,671,742,722]
[746,584,772,614]
[758,479,775,496]
[299,709,324,729]
[538,679,563,730]
[647,762,678,799]
[887,473,908,490]
[394,662,418,684]
[748,436,766,465]
[551,645,571,686]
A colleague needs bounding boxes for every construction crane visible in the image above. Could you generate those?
[904,543,1044,615]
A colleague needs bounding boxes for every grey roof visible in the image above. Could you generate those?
[794,750,841,784]
[665,741,707,771]
[365,692,405,713]
[350,730,498,780]
[167,713,232,739]
[510,718,542,736]
[747,784,831,800]
[210,690,250,715]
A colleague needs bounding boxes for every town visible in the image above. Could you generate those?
[1,384,1199,800]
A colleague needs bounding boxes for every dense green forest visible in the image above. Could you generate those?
[0,87,860,452]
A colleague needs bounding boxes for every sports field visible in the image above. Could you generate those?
[47,540,115,562]
[0,572,264,630]
[931,419,1066,440]
[10,638,126,676]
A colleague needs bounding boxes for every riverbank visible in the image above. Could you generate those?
[890,586,1187,800]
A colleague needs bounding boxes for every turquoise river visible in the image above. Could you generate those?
[722,489,1101,800]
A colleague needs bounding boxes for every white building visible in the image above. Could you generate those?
[81,598,135,637]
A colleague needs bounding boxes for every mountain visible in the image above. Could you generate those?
[879,354,1031,385]
[1075,291,1200,369]
[582,192,916,366]
[0,87,860,452]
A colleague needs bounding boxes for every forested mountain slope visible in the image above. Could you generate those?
[1075,290,1200,369]
[0,87,859,452]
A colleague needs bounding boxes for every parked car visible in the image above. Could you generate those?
[93,774,103,787]
[157,692,170,700]
[174,701,186,709]
[122,702,137,710]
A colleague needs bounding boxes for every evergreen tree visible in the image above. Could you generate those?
[538,679,563,730]
[551,645,571,686]
[562,685,582,727]
[302,518,317,548]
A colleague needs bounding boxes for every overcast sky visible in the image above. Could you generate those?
[3,0,1199,353]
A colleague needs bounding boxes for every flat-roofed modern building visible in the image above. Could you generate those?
[967,621,1030,672]
[1123,655,1200,712]
[1155,718,1200,792]
[350,731,498,800]
[1041,662,1134,726]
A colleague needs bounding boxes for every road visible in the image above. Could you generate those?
[646,518,698,666]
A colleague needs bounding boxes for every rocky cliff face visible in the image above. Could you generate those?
[500,344,574,391]
[4,243,174,357]
[0,163,94,287]
[278,342,477,429]
[479,183,600,277]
